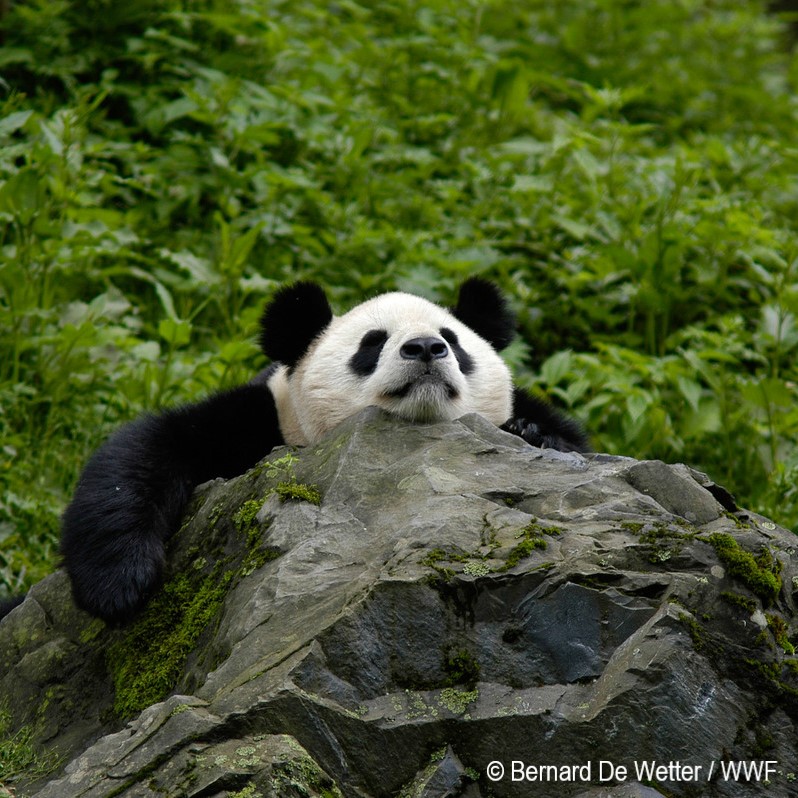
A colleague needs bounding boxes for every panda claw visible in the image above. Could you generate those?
[502,416,585,453]
[503,417,544,447]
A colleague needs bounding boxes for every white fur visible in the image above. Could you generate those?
[268,292,513,445]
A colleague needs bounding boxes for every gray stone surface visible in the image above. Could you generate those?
[1,408,797,797]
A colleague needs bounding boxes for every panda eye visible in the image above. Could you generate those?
[349,329,389,376]
[440,326,474,375]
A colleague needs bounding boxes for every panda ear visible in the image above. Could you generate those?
[452,277,516,350]
[259,282,333,367]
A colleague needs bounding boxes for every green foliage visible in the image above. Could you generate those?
[2,0,798,600]
[0,707,60,784]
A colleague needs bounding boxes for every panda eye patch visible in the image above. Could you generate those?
[361,329,389,348]
[440,327,474,375]
[349,329,389,376]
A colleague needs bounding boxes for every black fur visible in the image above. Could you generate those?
[60,382,282,623]
[452,277,516,350]
[349,330,389,376]
[440,327,475,375]
[259,282,332,368]
[502,387,590,453]
[0,595,24,619]
[0,279,588,627]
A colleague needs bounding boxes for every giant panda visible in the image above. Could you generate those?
[32,279,588,624]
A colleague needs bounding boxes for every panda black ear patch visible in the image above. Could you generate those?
[259,282,333,367]
[452,277,516,350]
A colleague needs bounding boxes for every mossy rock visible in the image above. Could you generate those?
[2,412,798,797]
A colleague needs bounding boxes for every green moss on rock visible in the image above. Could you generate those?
[227,784,261,798]
[679,613,707,653]
[502,536,546,570]
[106,569,233,719]
[767,614,795,655]
[443,649,480,689]
[498,521,559,572]
[708,533,782,605]
[420,548,463,583]
[275,482,322,505]
[231,497,284,576]
[233,500,263,534]
[633,522,696,565]
[720,591,757,614]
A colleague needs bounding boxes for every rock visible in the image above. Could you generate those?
[1,408,797,797]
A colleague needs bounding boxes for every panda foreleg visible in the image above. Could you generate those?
[60,383,283,624]
[502,387,590,454]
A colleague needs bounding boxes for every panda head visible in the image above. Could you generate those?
[259,278,517,445]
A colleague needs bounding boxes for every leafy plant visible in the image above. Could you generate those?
[2,0,798,601]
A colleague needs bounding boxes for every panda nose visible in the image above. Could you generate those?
[400,337,449,362]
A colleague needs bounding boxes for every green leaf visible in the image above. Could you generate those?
[551,214,595,241]
[153,282,179,322]
[676,376,702,412]
[158,318,192,347]
[625,392,651,423]
[0,110,33,138]
[162,249,219,285]
[539,351,573,386]
[740,378,794,411]
[511,175,554,193]
[0,168,45,225]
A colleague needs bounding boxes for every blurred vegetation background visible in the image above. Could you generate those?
[2,0,798,600]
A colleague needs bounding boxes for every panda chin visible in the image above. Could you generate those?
[383,374,460,422]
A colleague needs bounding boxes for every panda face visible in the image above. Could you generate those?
[266,290,513,446]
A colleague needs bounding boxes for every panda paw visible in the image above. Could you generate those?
[501,417,584,453]
[66,536,165,625]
